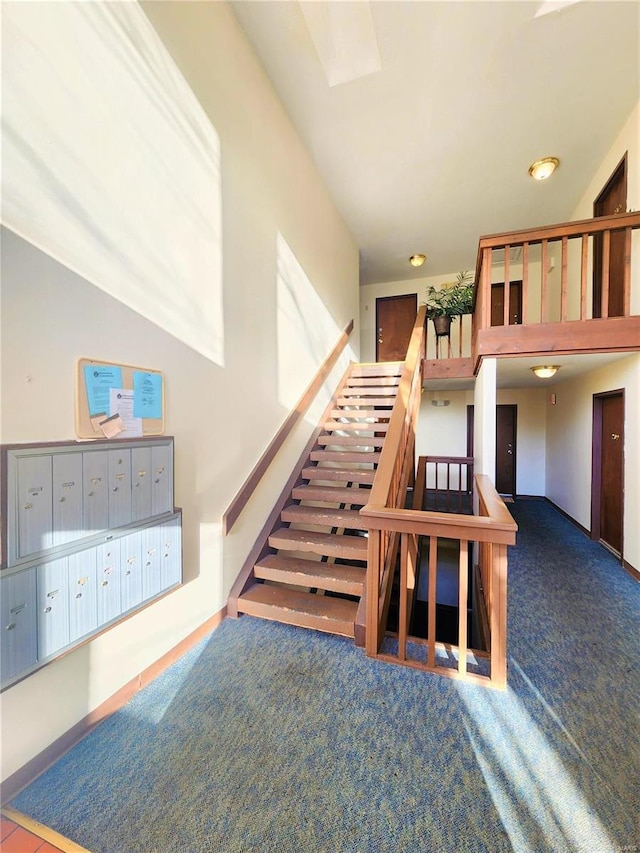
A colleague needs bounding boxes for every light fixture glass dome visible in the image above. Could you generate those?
[528,157,559,181]
[531,365,560,379]
[409,254,426,267]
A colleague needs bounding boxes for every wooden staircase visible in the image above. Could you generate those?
[232,362,402,641]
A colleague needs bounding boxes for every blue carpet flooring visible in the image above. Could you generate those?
[11,502,640,852]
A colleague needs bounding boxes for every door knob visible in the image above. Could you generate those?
[611,433,620,440]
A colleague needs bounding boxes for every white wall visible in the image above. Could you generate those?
[0,2,359,782]
[546,354,640,570]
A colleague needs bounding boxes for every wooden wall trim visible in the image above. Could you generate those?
[623,560,639,582]
[0,608,226,804]
[222,320,354,535]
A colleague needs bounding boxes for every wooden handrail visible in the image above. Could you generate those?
[222,319,353,534]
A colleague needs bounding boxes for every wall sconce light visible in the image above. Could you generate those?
[528,157,559,181]
[431,399,450,407]
[409,254,427,267]
[531,365,560,379]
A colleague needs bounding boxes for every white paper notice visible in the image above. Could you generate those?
[109,388,143,437]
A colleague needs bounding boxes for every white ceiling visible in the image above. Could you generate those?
[229,1,639,285]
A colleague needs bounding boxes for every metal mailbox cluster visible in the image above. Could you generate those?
[1,438,182,689]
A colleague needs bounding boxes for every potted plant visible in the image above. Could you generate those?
[424,270,475,337]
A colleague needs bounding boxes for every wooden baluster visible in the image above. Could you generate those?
[446,463,451,511]
[521,242,529,325]
[601,230,610,318]
[503,244,511,326]
[580,233,589,320]
[541,239,548,322]
[623,227,631,316]
[399,533,408,661]
[560,236,568,321]
[427,535,437,669]
[458,540,468,676]
[482,248,492,329]
[366,529,381,656]
[490,543,508,689]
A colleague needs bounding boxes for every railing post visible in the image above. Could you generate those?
[366,528,381,656]
[490,542,508,688]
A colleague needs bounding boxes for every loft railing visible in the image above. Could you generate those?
[426,212,640,369]
[363,474,516,688]
[417,455,474,514]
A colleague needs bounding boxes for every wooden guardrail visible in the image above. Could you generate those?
[222,320,353,534]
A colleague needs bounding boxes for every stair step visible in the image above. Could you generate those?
[292,484,371,506]
[317,435,386,447]
[340,386,398,397]
[336,397,395,408]
[324,421,389,432]
[269,527,368,560]
[346,376,400,387]
[238,583,358,637]
[281,504,367,530]
[255,554,365,595]
[310,450,380,464]
[302,466,376,484]
[331,409,391,420]
[350,363,403,377]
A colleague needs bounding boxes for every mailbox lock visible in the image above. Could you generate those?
[6,623,16,631]
[44,606,52,614]
[113,486,118,492]
[59,496,66,502]
[24,502,33,510]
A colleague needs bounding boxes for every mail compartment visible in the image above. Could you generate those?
[17,454,53,558]
[120,530,143,613]
[1,567,37,682]
[151,443,173,516]
[83,449,109,535]
[142,525,162,600]
[160,516,182,591]
[52,453,83,547]
[68,549,98,643]
[37,556,70,660]
[131,447,152,522]
[108,449,131,529]
[96,541,121,626]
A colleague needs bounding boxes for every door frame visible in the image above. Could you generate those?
[592,153,627,318]
[591,389,625,559]
[496,404,517,498]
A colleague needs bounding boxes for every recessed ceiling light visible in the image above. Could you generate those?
[531,365,560,379]
[409,254,426,267]
[528,157,559,181]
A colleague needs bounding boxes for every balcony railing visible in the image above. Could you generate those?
[425,212,640,373]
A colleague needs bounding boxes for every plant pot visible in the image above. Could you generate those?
[432,315,452,337]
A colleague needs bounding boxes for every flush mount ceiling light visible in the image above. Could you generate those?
[528,157,560,181]
[531,365,560,379]
[410,254,426,267]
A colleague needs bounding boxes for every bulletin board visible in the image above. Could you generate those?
[76,358,165,439]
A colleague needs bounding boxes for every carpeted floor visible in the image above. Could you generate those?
[10,502,640,852]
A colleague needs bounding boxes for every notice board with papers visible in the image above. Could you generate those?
[76,358,165,439]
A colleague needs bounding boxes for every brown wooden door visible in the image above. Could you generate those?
[376,294,417,362]
[491,281,522,326]
[593,392,624,555]
[593,155,627,318]
[495,405,517,497]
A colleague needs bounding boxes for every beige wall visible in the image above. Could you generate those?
[545,354,640,571]
[0,2,358,782]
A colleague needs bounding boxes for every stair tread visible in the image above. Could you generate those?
[324,421,389,432]
[255,554,365,594]
[281,504,367,529]
[238,583,357,637]
[310,450,381,464]
[302,466,376,483]
[292,484,371,505]
[270,527,368,558]
[331,409,391,420]
[317,435,386,447]
[336,397,395,407]
[341,386,398,397]
[350,363,403,377]
[346,377,400,387]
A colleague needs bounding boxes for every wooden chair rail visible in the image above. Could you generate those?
[222,320,353,535]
